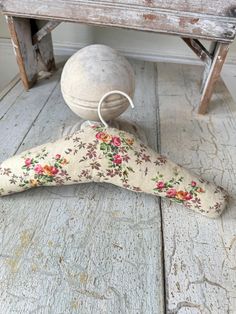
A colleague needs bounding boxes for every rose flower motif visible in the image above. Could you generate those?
[176,191,192,201]
[111,136,121,147]
[50,166,59,175]
[25,158,32,168]
[126,138,134,146]
[29,179,38,187]
[96,132,112,143]
[43,165,59,176]
[156,181,165,189]
[184,193,193,200]
[61,159,68,165]
[113,154,122,165]
[176,191,188,200]
[34,164,44,174]
[166,188,177,198]
[197,187,205,193]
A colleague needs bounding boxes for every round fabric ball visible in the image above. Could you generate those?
[61,44,135,121]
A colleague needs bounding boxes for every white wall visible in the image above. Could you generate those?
[1,15,236,91]
[0,16,18,89]
[55,24,236,64]
[52,22,94,46]
[0,15,11,38]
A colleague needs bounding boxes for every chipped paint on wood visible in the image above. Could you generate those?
[199,43,229,114]
[6,17,56,90]
[158,62,236,313]
[32,20,60,45]
[3,0,236,18]
[190,18,200,24]
[143,13,157,21]
[6,16,38,90]
[2,0,236,42]
[6,230,34,273]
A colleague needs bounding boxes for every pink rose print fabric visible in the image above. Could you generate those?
[0,125,228,218]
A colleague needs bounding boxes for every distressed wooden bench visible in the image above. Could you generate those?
[1,0,236,113]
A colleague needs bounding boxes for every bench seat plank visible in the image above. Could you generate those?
[1,0,236,41]
[95,0,236,18]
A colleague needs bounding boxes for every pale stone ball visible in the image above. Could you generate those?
[61,44,135,121]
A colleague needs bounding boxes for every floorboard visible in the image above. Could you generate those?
[1,59,236,314]
[158,63,236,314]
[0,60,165,314]
[0,72,60,163]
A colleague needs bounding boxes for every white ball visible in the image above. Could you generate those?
[61,44,135,121]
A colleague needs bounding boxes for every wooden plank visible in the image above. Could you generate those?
[6,16,56,89]
[0,79,30,119]
[158,62,236,313]
[0,74,20,101]
[0,69,60,163]
[32,20,61,45]
[200,42,217,94]
[34,19,56,73]
[0,60,165,313]
[6,16,38,90]
[199,43,229,114]
[88,0,236,17]
[2,0,236,18]
[182,38,211,63]
[2,1,236,42]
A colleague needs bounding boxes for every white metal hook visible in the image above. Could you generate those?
[98,90,135,128]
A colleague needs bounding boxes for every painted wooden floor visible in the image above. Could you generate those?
[0,60,235,314]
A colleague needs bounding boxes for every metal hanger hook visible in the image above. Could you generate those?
[97,90,135,128]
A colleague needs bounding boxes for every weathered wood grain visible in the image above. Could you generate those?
[6,16,38,90]
[158,62,236,313]
[1,0,236,41]
[32,20,60,45]
[182,38,211,63]
[199,43,230,114]
[0,60,165,313]
[200,42,218,94]
[182,40,230,114]
[2,0,236,18]
[33,19,56,73]
[0,74,20,102]
[92,0,236,17]
[0,69,60,163]
[1,58,235,313]
[6,16,56,89]
[2,0,235,113]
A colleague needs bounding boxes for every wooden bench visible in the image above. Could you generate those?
[1,0,236,113]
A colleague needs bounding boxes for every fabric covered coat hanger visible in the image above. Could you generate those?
[0,91,228,218]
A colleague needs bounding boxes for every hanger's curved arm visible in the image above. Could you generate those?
[98,90,135,128]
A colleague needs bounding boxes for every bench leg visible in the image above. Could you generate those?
[182,38,230,114]
[6,16,56,90]
[32,19,56,74]
[199,42,229,114]
[200,42,217,94]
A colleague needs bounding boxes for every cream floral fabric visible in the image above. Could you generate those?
[0,125,228,218]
